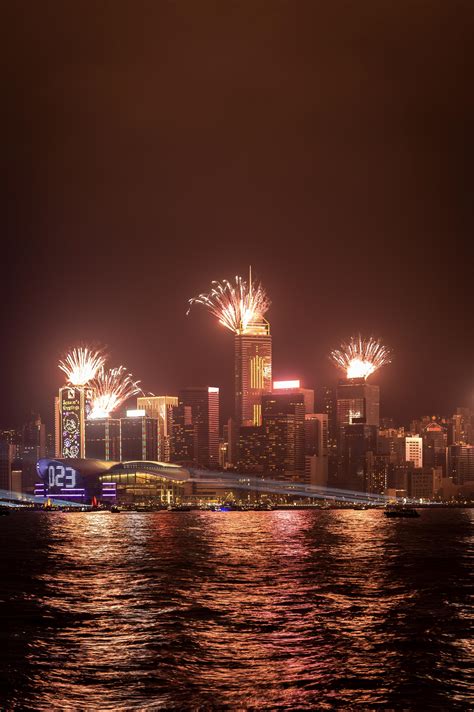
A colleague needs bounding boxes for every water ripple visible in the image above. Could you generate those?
[0,509,472,709]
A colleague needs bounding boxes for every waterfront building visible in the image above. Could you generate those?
[407,466,443,500]
[262,391,305,480]
[0,441,15,492]
[405,436,423,469]
[18,413,46,494]
[238,425,265,473]
[58,386,94,458]
[120,413,159,461]
[36,457,189,505]
[137,395,178,462]
[171,403,194,463]
[304,413,328,487]
[365,452,389,495]
[85,418,121,460]
[338,423,378,492]
[422,421,447,472]
[175,387,220,468]
[447,444,474,485]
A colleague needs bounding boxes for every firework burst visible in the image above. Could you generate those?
[59,347,106,386]
[330,335,392,380]
[89,366,142,419]
[187,271,270,333]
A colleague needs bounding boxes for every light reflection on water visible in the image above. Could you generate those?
[0,509,472,709]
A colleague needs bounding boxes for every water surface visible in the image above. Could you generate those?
[1,509,472,709]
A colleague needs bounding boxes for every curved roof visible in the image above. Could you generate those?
[37,458,190,482]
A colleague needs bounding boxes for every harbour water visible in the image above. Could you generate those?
[1,509,472,709]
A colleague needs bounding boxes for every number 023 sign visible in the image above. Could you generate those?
[48,464,77,490]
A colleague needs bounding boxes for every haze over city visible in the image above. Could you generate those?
[3,2,473,428]
[1,2,473,710]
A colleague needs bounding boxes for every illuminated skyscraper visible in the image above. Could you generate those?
[447,444,474,485]
[171,403,194,462]
[336,378,380,427]
[338,423,378,491]
[405,436,423,469]
[273,380,314,414]
[262,391,305,479]
[137,395,178,462]
[335,379,380,490]
[238,426,265,473]
[19,413,46,494]
[58,386,94,458]
[422,421,446,472]
[0,441,15,492]
[85,418,121,460]
[120,412,159,461]
[304,413,328,487]
[176,387,220,469]
[54,396,61,456]
[235,320,272,427]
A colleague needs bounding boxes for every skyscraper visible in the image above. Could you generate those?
[58,386,94,458]
[262,391,305,480]
[338,423,378,491]
[120,413,159,461]
[273,380,314,414]
[137,395,178,462]
[336,379,380,491]
[405,436,423,469]
[85,418,121,460]
[235,320,272,427]
[447,444,474,485]
[304,413,328,487]
[176,387,220,469]
[54,396,61,457]
[336,378,380,427]
[422,421,446,472]
[171,403,194,462]
[0,441,15,492]
[18,413,46,494]
[238,426,265,473]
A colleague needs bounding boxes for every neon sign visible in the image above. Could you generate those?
[47,463,78,490]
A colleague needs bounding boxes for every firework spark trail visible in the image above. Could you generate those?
[187,273,270,333]
[89,366,142,419]
[330,335,392,379]
[58,347,106,386]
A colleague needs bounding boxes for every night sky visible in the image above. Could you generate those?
[2,1,473,428]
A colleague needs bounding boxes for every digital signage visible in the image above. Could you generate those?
[59,386,93,458]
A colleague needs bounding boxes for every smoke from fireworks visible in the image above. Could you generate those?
[58,347,106,386]
[89,366,142,419]
[330,335,392,379]
[187,271,270,333]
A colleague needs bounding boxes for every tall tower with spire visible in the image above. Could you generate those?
[234,268,272,426]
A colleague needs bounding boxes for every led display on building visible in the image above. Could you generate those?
[60,386,93,458]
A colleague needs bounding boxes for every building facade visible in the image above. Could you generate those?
[304,413,328,487]
[58,386,94,458]
[235,321,272,427]
[262,391,305,479]
[137,395,178,462]
[405,436,423,469]
[120,415,159,461]
[336,379,380,427]
[175,387,220,469]
[85,418,121,460]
